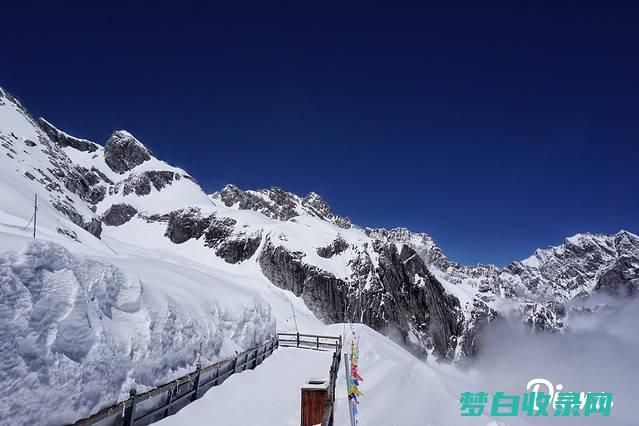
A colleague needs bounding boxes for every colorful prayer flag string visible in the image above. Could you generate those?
[349,325,364,425]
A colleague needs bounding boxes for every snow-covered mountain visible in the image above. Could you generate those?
[2,85,638,358]
[1,84,638,423]
[366,226,639,333]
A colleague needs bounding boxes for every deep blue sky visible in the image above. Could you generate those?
[2,1,638,265]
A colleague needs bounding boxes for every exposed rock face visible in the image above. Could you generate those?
[259,235,474,360]
[104,130,151,173]
[52,201,102,238]
[368,227,639,338]
[214,185,298,220]
[456,298,497,358]
[520,301,566,332]
[164,210,261,263]
[215,234,262,264]
[594,256,639,296]
[113,170,177,196]
[141,213,171,223]
[56,227,79,241]
[347,241,469,359]
[203,217,237,246]
[203,217,261,263]
[146,170,178,190]
[302,192,352,229]
[212,184,351,228]
[83,218,103,238]
[102,204,138,226]
[122,174,151,196]
[259,239,347,324]
[165,208,212,244]
[365,227,499,289]
[37,118,98,152]
[62,166,108,205]
[317,236,349,258]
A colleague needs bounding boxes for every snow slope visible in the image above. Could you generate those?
[331,324,505,426]
[0,88,104,247]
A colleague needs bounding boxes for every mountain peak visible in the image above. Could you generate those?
[104,130,151,174]
[111,129,137,140]
[616,229,638,239]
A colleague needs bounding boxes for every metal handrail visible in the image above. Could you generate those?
[320,347,342,426]
[71,337,278,426]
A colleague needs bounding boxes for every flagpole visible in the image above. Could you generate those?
[33,194,37,238]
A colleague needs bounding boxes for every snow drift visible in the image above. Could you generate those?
[0,239,275,425]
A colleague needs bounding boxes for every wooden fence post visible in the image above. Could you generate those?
[192,367,202,401]
[164,383,176,418]
[212,365,220,386]
[252,348,258,369]
[123,389,137,426]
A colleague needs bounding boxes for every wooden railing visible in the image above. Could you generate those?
[320,345,341,426]
[277,332,342,352]
[71,337,278,426]
[278,333,342,426]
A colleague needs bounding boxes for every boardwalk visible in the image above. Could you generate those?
[157,347,334,426]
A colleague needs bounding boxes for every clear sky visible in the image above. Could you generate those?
[2,1,638,266]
